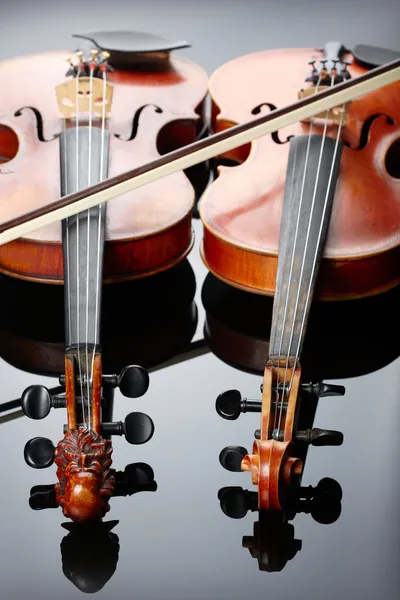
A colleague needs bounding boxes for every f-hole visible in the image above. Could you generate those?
[252,103,294,145]
[0,125,19,163]
[385,137,400,178]
[14,107,57,143]
[343,113,396,151]
[114,104,163,142]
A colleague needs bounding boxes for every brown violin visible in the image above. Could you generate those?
[0,31,208,522]
[200,41,400,300]
[208,42,400,511]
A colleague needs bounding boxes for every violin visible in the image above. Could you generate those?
[0,51,398,243]
[0,31,208,522]
[200,41,400,300]
[0,30,208,281]
[205,42,400,511]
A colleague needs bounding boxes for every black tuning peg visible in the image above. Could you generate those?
[102,412,154,445]
[103,365,150,398]
[308,495,342,525]
[216,390,261,420]
[253,428,343,446]
[299,477,343,503]
[218,486,258,519]
[291,477,343,524]
[114,463,157,496]
[301,382,345,397]
[24,437,55,469]
[29,484,58,510]
[21,385,66,420]
[219,445,248,472]
[295,428,344,446]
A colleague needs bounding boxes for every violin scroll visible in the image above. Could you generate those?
[22,364,154,521]
[54,427,115,522]
[216,365,345,511]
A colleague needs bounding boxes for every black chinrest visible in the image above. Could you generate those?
[73,31,190,69]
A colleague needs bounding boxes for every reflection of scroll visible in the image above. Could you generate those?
[61,520,120,593]
[218,476,342,572]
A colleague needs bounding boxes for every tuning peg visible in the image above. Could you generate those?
[102,412,154,445]
[308,496,342,524]
[299,477,343,503]
[218,486,258,519]
[24,437,55,469]
[216,390,261,421]
[114,462,157,496]
[297,478,343,524]
[102,365,150,398]
[29,484,58,510]
[301,382,345,397]
[295,428,344,446]
[21,385,66,420]
[219,445,248,472]
[254,428,343,446]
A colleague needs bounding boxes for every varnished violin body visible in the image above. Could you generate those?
[200,44,400,300]
[0,33,208,282]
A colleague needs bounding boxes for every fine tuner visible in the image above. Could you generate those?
[0,56,399,244]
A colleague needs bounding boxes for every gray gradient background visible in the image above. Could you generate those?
[0,1,399,599]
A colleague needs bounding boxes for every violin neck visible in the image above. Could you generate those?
[269,134,343,363]
[59,125,110,353]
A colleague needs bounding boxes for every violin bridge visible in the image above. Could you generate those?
[298,86,348,124]
[55,77,114,119]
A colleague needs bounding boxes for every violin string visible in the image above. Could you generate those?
[287,100,345,394]
[63,117,72,345]
[270,140,298,409]
[85,58,95,431]
[75,66,86,426]
[89,63,108,427]
[271,76,322,439]
[277,74,338,438]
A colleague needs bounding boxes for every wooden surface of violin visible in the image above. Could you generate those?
[0,36,208,283]
[200,45,400,300]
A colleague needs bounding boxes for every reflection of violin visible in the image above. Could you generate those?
[218,477,342,572]
[0,259,198,376]
[205,41,399,511]
[0,31,208,522]
[61,520,120,594]
[202,273,400,380]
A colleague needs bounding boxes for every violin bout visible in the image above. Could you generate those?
[54,427,116,522]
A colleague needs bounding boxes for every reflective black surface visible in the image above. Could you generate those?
[0,2,399,599]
